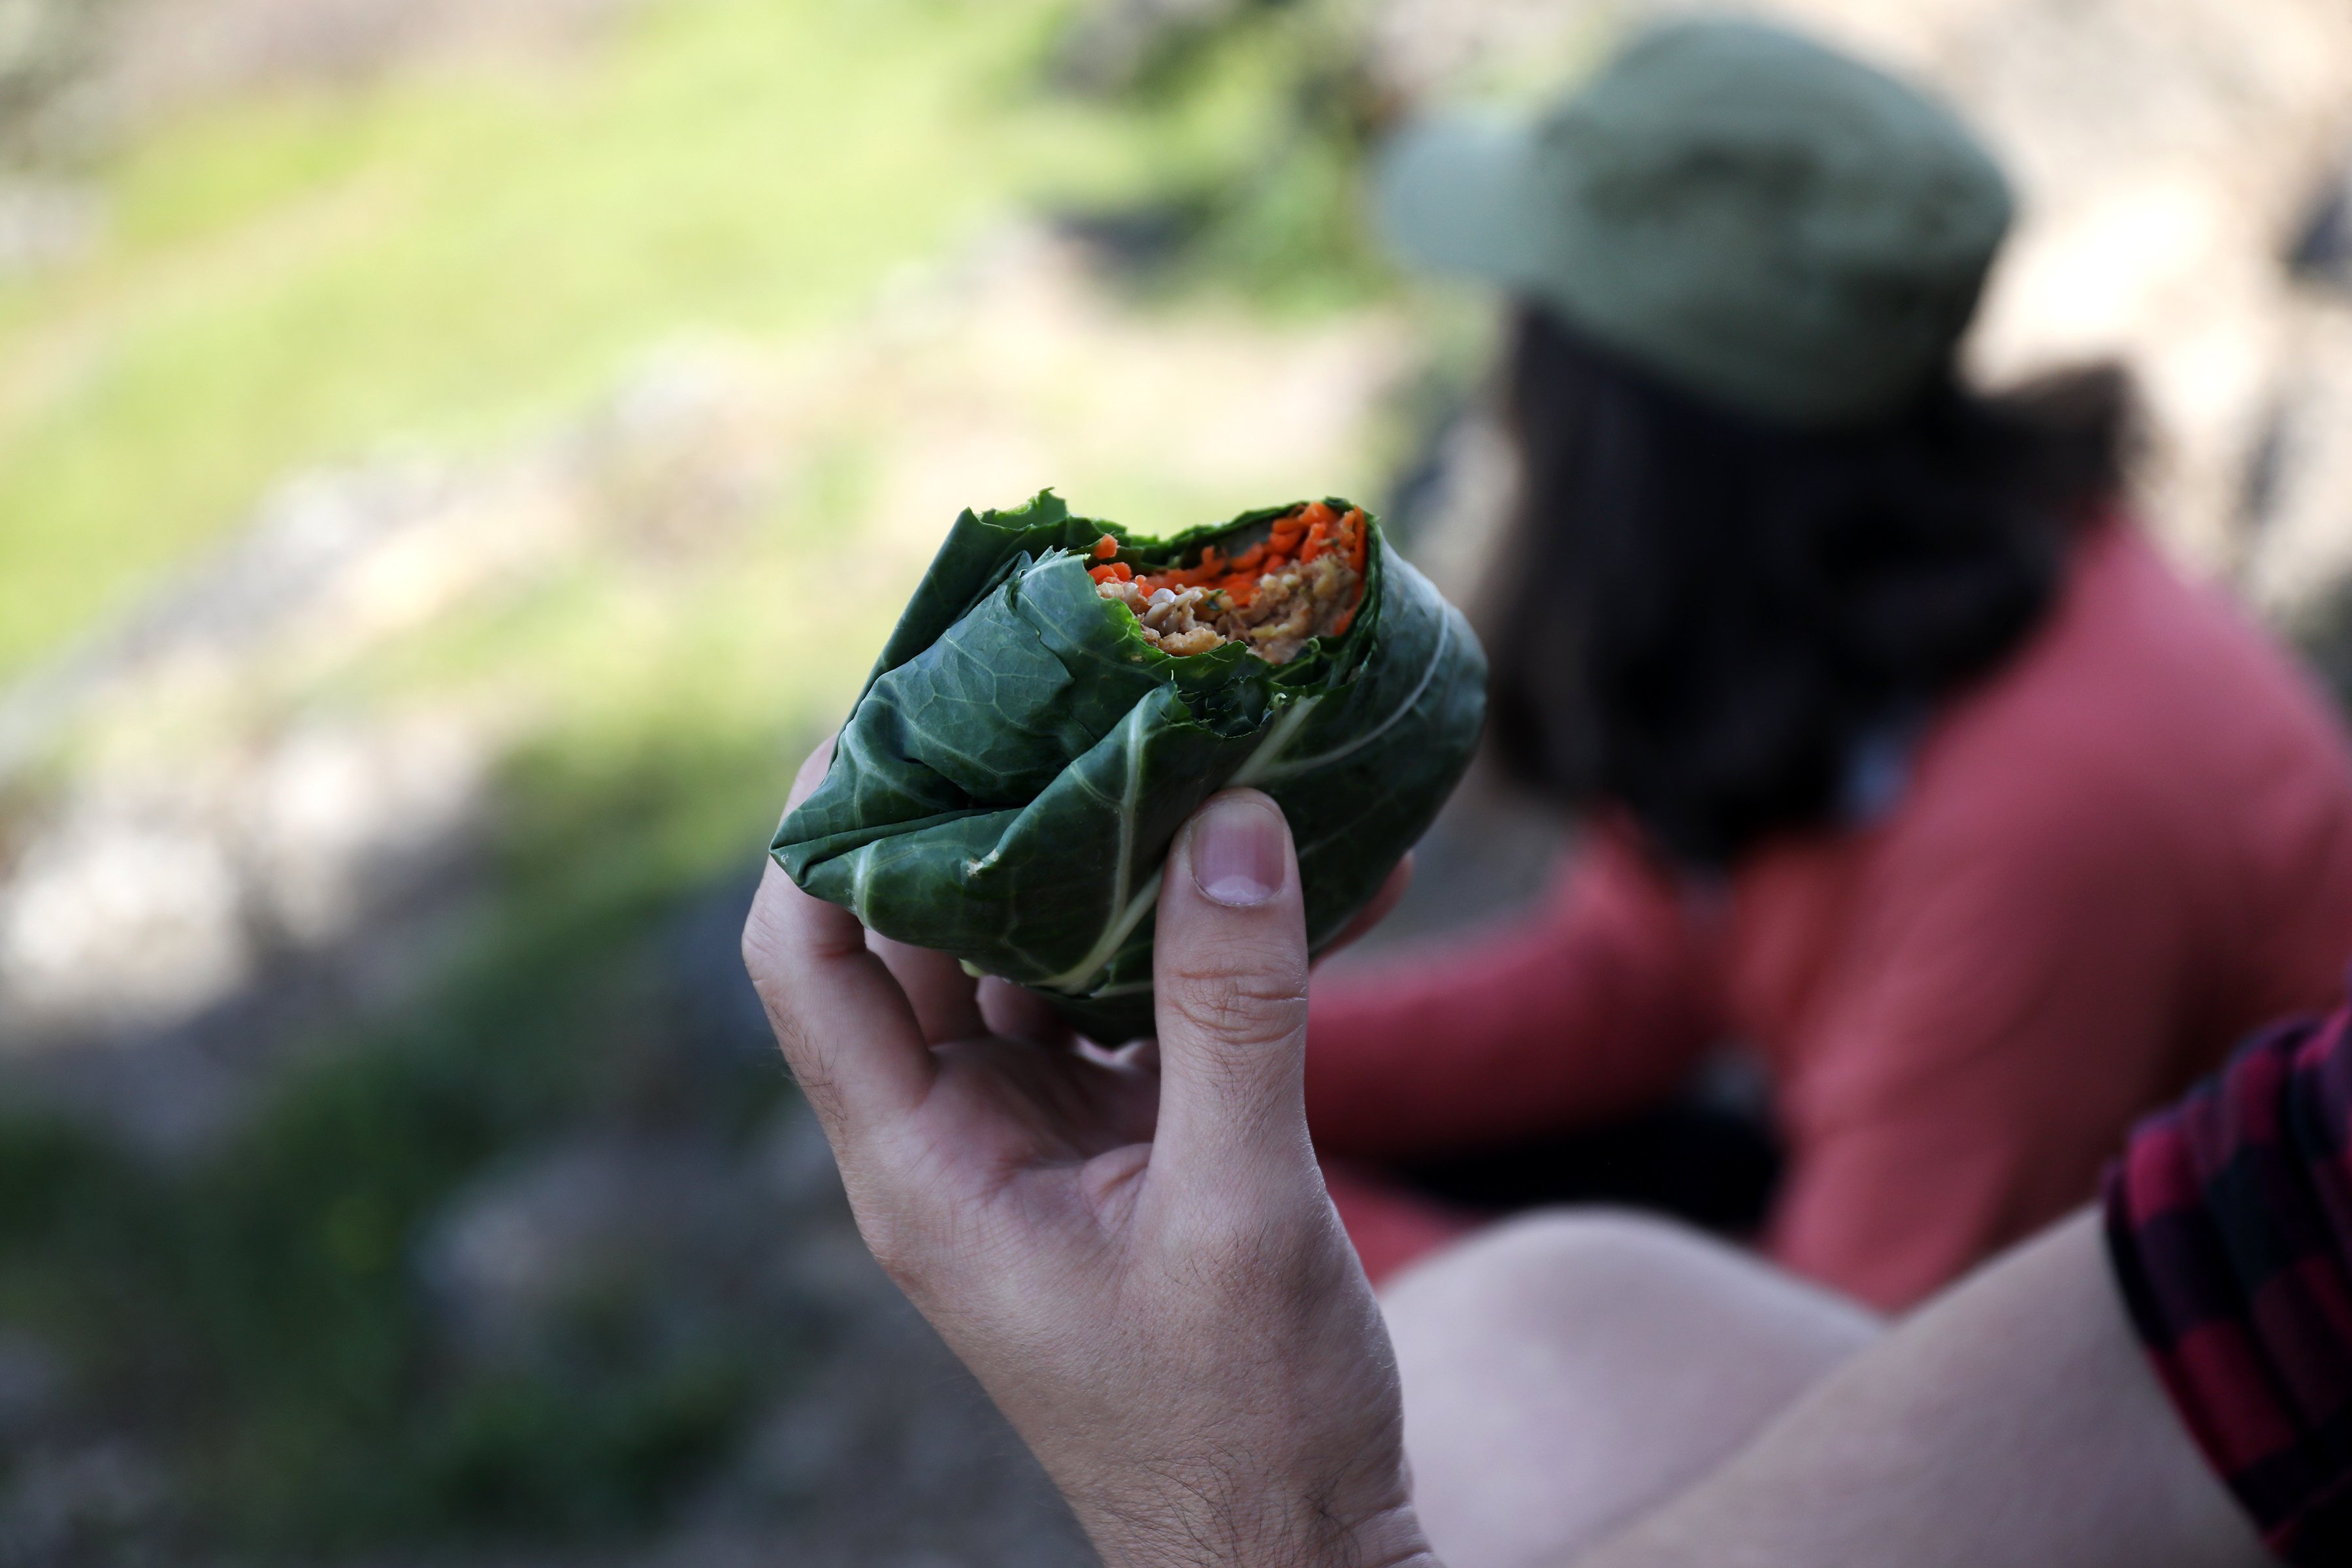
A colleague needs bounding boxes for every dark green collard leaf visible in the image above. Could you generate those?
[774,490,1486,1042]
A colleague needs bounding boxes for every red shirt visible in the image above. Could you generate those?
[1308,522,2352,1309]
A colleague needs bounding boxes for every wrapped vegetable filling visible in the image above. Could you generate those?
[772,490,1487,1043]
[1092,499,1368,663]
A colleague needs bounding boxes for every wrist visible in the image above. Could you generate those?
[1079,1488,1440,1568]
[1333,1503,1445,1568]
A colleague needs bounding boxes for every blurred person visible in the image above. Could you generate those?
[1307,16,2352,1309]
[743,777,2329,1568]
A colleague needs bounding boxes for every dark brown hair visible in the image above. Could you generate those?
[1485,304,2131,868]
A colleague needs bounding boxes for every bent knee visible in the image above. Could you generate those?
[1382,1209,1718,1314]
[1382,1207,1878,1354]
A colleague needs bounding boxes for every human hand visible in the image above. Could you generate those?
[743,746,1436,1568]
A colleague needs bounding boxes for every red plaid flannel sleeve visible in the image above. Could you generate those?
[2104,1005,2352,1565]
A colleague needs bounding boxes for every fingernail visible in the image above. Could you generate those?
[1192,794,1286,907]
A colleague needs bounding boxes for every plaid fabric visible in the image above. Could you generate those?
[2104,1006,2352,1565]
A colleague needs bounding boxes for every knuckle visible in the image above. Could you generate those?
[1157,956,1307,1049]
[835,1181,931,1294]
[834,1142,981,1303]
[738,916,764,976]
[740,888,792,982]
[857,1209,924,1287]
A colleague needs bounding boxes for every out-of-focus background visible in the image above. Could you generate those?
[0,0,2347,1562]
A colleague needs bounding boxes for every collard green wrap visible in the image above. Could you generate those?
[772,491,1486,1043]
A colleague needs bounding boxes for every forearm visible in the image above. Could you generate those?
[1571,1210,2265,1568]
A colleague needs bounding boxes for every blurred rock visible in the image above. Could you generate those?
[0,711,488,1042]
[2288,154,2352,295]
[420,1131,787,1369]
[0,181,96,274]
[1369,0,1613,103]
[0,0,114,167]
[2243,306,2352,626]
[0,808,248,1032]
[0,343,788,1078]
[1051,0,1245,94]
[0,1439,171,1566]
[0,457,523,781]
[580,346,786,562]
[242,719,485,947]
[99,0,653,120]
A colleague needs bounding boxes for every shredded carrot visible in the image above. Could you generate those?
[1109,500,1369,640]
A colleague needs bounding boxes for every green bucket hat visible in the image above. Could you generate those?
[1377,18,2013,427]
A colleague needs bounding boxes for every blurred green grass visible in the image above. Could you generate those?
[0,0,1372,683]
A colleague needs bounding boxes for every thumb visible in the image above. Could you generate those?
[1151,790,1314,1179]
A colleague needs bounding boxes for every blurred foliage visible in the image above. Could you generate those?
[0,0,114,167]
[0,0,1401,684]
[1051,0,1396,310]
[0,730,798,1549]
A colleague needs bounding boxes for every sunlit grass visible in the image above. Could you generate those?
[0,0,1320,681]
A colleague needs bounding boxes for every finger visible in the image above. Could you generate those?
[978,977,1075,1050]
[744,857,936,1139]
[744,741,936,1139]
[781,733,984,1048]
[869,931,987,1043]
[783,734,837,819]
[1149,789,1313,1179]
[1318,853,1413,962]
